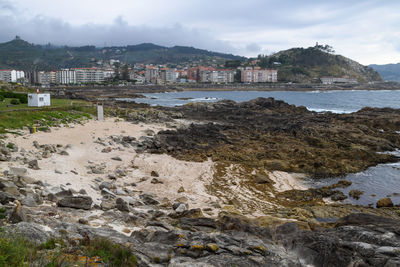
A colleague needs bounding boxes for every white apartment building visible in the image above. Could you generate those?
[199,70,234,83]
[73,68,104,83]
[0,69,25,82]
[56,69,77,84]
[160,69,177,83]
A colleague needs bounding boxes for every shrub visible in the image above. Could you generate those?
[0,233,34,266]
[0,95,4,101]
[84,238,137,266]
[10,99,20,105]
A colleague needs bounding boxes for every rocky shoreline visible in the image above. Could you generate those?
[1,98,400,266]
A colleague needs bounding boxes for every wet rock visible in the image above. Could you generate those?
[331,191,347,201]
[376,197,394,208]
[349,190,364,200]
[57,196,93,210]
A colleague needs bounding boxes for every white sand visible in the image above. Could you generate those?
[2,118,218,210]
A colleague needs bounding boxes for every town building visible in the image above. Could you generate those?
[28,91,51,107]
[73,68,104,83]
[0,69,25,82]
[56,69,77,84]
[145,66,159,84]
[241,68,278,83]
[160,68,177,83]
[320,77,358,84]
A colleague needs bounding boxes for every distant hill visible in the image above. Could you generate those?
[257,46,382,83]
[369,63,400,82]
[0,37,245,70]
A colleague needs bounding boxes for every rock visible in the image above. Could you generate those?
[28,159,39,170]
[349,190,364,200]
[78,218,89,224]
[9,202,28,223]
[174,203,188,213]
[150,171,159,177]
[79,189,87,195]
[144,129,155,136]
[151,178,163,184]
[177,186,185,193]
[70,170,78,175]
[0,191,16,204]
[101,147,112,153]
[111,156,122,161]
[253,173,270,184]
[55,169,63,174]
[99,181,114,190]
[21,193,43,207]
[139,194,160,205]
[9,167,27,177]
[5,222,51,244]
[101,188,116,197]
[101,198,115,210]
[116,198,130,212]
[376,197,394,208]
[33,141,40,149]
[107,173,117,180]
[42,151,52,158]
[57,196,93,210]
[331,191,347,201]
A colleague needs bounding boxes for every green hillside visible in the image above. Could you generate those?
[257,46,382,83]
[0,37,245,70]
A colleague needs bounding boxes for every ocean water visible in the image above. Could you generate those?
[119,89,400,206]
[123,89,400,113]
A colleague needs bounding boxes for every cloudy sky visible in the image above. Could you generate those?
[1,0,400,64]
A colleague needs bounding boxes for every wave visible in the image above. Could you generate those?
[307,107,356,114]
[188,97,219,102]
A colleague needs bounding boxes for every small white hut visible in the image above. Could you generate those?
[28,89,51,107]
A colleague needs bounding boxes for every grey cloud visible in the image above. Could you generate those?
[246,43,261,53]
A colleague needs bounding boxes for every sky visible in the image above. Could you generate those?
[1,0,400,65]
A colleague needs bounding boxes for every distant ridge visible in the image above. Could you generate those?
[369,63,400,82]
[0,37,245,70]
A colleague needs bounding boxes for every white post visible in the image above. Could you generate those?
[97,103,104,121]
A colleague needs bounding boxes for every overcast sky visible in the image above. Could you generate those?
[1,0,399,65]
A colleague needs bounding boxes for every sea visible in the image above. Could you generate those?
[119,89,400,206]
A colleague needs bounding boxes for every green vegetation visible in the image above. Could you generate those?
[256,45,382,83]
[0,232,137,266]
[0,37,245,70]
[83,238,138,266]
[0,98,95,134]
[0,91,27,104]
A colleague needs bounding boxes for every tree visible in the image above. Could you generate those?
[113,62,121,81]
[121,64,130,81]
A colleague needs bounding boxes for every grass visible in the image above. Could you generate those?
[0,232,138,267]
[0,99,96,134]
[0,98,88,111]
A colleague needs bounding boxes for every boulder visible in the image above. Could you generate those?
[253,173,270,184]
[28,159,39,170]
[376,197,394,208]
[116,198,130,212]
[57,196,93,210]
[0,191,16,204]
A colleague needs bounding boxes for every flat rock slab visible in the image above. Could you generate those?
[57,196,93,210]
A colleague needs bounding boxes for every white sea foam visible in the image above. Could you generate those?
[306,107,356,114]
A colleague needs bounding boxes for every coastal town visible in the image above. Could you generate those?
[0,63,278,86]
